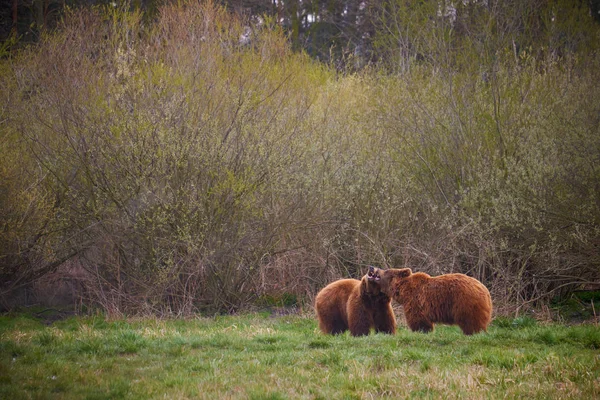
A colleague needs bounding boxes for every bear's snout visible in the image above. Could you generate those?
[367,266,380,281]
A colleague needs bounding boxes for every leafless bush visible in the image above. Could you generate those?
[1,1,598,315]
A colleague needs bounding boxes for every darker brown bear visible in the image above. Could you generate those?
[315,274,396,336]
[368,267,492,335]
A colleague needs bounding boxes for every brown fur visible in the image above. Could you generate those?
[368,267,492,335]
[315,275,396,336]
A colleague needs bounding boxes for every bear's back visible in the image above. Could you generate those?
[315,279,360,313]
[428,273,489,297]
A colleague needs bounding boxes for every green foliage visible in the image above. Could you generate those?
[552,291,600,322]
[491,317,514,329]
[511,316,538,329]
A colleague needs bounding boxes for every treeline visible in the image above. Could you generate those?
[1,1,599,315]
[4,1,600,66]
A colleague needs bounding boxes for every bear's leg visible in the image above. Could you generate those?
[457,320,485,335]
[349,318,371,336]
[459,324,477,335]
[330,317,349,335]
[455,306,488,335]
[410,321,434,333]
[406,313,434,333]
[319,315,348,335]
[348,305,373,336]
[373,307,396,335]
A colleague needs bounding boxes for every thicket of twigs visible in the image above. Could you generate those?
[1,1,599,315]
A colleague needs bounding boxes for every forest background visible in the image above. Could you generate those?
[1,0,599,317]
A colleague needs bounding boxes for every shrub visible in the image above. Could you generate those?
[1,1,598,315]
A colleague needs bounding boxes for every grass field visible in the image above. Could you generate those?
[0,312,598,399]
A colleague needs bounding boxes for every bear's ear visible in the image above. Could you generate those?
[397,268,412,278]
[360,276,370,294]
[361,276,368,292]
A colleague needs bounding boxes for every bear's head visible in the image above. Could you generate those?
[360,273,383,296]
[367,266,412,297]
[360,268,395,302]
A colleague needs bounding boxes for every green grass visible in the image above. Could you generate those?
[0,314,598,399]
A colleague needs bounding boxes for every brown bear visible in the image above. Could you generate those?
[367,266,492,335]
[315,274,396,336]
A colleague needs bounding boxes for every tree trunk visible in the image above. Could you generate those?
[12,0,18,35]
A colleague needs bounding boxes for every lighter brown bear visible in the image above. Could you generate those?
[367,266,492,335]
[315,274,396,336]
